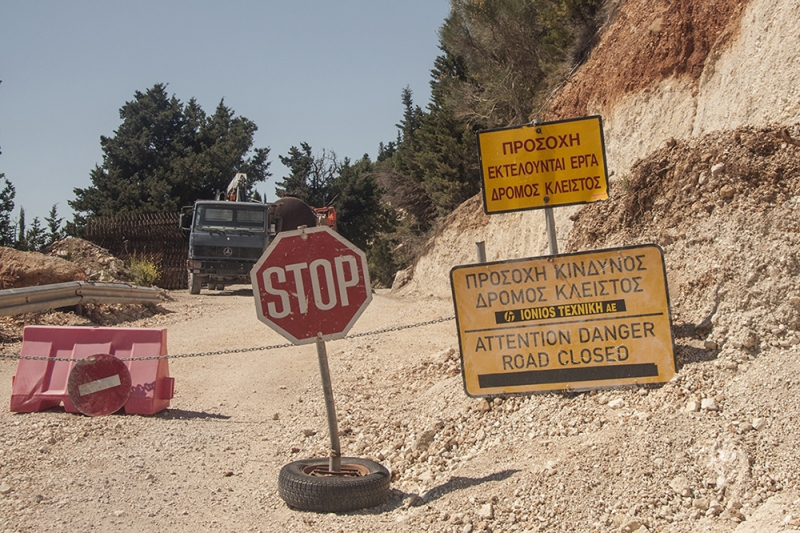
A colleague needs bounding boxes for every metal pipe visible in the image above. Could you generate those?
[315,335,342,472]
[545,207,559,256]
[476,241,487,263]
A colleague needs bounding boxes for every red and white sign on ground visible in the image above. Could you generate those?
[67,354,132,416]
[251,226,372,344]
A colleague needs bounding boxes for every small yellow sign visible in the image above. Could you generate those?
[478,115,609,214]
[450,245,675,396]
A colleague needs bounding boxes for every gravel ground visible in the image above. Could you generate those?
[1,282,800,532]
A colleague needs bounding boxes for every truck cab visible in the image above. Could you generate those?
[180,174,330,294]
[181,200,273,294]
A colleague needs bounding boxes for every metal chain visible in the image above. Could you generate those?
[0,316,456,362]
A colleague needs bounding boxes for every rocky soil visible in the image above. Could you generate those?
[1,282,800,533]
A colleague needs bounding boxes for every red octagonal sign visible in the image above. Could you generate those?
[251,226,372,344]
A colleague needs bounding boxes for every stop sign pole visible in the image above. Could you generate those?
[314,334,343,471]
[251,226,372,472]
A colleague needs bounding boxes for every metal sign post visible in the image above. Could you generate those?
[315,334,342,472]
[251,226,371,472]
[545,206,559,256]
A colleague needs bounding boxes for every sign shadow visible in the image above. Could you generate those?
[359,469,520,514]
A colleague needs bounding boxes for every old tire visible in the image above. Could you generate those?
[278,457,390,513]
[188,272,202,294]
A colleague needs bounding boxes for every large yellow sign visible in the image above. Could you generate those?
[478,116,609,213]
[450,245,676,396]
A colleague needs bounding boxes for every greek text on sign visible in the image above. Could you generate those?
[450,245,675,396]
[477,115,609,214]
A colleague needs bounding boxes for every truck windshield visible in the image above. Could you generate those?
[195,205,266,231]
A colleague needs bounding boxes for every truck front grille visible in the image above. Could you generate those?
[192,246,264,260]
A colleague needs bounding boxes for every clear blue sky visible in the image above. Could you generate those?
[0,0,450,224]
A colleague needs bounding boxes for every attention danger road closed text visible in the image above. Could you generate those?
[450,245,676,396]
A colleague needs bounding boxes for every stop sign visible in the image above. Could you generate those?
[251,226,372,344]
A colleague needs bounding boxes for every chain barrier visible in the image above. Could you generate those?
[0,316,456,363]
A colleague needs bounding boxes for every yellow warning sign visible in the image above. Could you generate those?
[450,245,675,396]
[478,115,609,214]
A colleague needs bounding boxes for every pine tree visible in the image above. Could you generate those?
[45,204,64,245]
[0,175,15,247]
[25,217,47,252]
[15,208,27,251]
[70,84,271,222]
[332,156,394,252]
[275,143,338,208]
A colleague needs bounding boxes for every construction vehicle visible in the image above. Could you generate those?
[179,173,336,294]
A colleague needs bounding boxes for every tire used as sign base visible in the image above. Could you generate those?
[278,457,390,513]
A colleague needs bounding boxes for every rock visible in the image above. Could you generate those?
[475,429,486,442]
[0,482,12,495]
[434,348,456,364]
[701,398,718,411]
[415,429,437,450]
[685,400,701,412]
[620,519,644,532]
[669,476,693,497]
[719,184,736,200]
[752,417,767,430]
[478,502,494,519]
[692,498,710,511]
[478,399,491,413]
[302,429,316,437]
[391,267,413,290]
[608,398,625,409]
[711,162,726,177]
[707,500,723,516]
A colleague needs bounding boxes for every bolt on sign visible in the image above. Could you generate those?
[450,244,676,396]
[477,115,609,214]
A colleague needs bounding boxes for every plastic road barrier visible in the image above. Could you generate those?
[10,326,174,415]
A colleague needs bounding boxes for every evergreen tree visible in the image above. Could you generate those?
[0,175,15,247]
[275,143,338,208]
[15,208,27,251]
[392,87,425,182]
[45,204,64,245]
[378,0,604,220]
[332,156,394,252]
[25,217,47,252]
[70,83,271,222]
[367,235,398,288]
[275,143,314,201]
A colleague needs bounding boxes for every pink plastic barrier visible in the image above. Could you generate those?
[10,326,174,415]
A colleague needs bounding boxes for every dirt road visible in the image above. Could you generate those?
[0,288,463,532]
[2,288,800,533]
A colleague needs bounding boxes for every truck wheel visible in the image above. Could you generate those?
[188,272,202,294]
[278,457,390,513]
